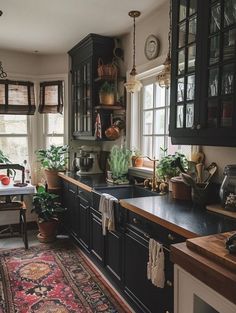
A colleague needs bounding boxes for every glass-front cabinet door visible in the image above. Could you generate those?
[72,59,93,137]
[205,0,236,130]
[170,0,236,146]
[170,0,199,138]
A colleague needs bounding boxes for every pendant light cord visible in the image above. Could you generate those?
[132,14,136,74]
[168,0,172,58]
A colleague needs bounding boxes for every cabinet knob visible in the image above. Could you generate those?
[196,124,201,130]
[166,280,173,287]
[133,217,138,224]
[144,233,150,239]
[168,233,175,241]
[191,124,196,130]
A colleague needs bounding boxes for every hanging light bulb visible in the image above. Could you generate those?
[124,10,142,93]
[156,0,172,88]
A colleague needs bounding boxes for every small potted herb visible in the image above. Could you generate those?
[99,82,115,105]
[32,186,66,242]
[131,149,144,167]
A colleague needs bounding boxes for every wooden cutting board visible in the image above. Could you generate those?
[186,231,236,273]
[206,204,236,219]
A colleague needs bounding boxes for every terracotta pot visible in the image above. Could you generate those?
[44,169,61,189]
[132,156,144,167]
[37,219,58,243]
[170,176,191,200]
[99,93,115,105]
[105,126,120,140]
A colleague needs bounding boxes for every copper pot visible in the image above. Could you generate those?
[105,126,120,140]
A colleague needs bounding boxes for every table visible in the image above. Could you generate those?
[0,183,36,196]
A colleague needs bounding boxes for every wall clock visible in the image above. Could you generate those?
[144,35,160,60]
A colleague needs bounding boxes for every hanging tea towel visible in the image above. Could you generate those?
[99,193,118,235]
[147,238,165,288]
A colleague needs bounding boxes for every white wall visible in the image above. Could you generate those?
[121,2,236,183]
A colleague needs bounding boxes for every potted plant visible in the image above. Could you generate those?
[157,152,188,181]
[99,81,115,105]
[108,145,132,184]
[32,186,66,243]
[131,149,144,167]
[36,145,69,189]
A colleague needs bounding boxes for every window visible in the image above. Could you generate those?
[130,69,191,161]
[0,115,30,165]
[44,113,64,148]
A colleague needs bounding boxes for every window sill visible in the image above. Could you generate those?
[129,166,153,179]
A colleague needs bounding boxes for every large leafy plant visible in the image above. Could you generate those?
[108,145,132,183]
[157,152,188,180]
[36,145,69,171]
[32,186,66,223]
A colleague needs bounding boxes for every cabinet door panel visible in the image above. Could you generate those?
[106,231,123,283]
[90,210,104,263]
[124,230,164,313]
[78,203,90,249]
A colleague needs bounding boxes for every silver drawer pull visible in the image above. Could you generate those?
[166,280,173,287]
[168,233,175,241]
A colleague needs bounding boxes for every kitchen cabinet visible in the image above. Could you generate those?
[77,188,91,250]
[170,0,236,146]
[69,33,119,140]
[174,265,236,313]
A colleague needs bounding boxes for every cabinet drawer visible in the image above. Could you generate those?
[127,211,186,247]
[68,183,77,193]
[78,187,91,203]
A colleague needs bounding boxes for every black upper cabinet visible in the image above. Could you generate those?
[170,0,236,146]
[68,34,114,139]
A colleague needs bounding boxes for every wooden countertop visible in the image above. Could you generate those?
[171,242,236,305]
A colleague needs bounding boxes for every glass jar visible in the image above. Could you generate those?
[219,165,236,206]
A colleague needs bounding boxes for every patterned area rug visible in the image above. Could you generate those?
[0,242,130,313]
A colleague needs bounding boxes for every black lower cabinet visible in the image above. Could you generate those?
[90,207,105,264]
[78,196,90,250]
[124,228,165,313]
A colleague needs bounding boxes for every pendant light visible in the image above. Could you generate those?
[156,0,172,88]
[124,10,142,93]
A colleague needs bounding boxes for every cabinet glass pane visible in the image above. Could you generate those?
[186,103,194,128]
[223,29,236,60]
[208,68,219,96]
[222,64,234,95]
[224,0,236,26]
[188,44,196,72]
[187,75,195,100]
[179,22,186,48]
[189,0,197,15]
[210,3,221,34]
[143,111,153,135]
[176,105,184,128]
[143,84,154,109]
[188,16,197,43]
[178,49,185,75]
[207,99,218,127]
[179,0,187,21]
[154,109,165,134]
[177,78,185,102]
[209,35,220,65]
[221,97,233,127]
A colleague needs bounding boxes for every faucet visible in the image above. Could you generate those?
[147,157,159,191]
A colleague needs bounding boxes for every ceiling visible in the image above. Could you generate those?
[0,0,165,54]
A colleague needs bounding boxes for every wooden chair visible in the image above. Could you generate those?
[0,164,28,249]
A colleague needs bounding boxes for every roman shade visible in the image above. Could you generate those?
[39,81,64,114]
[0,80,36,115]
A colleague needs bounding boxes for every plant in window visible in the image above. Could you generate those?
[131,148,144,167]
[36,145,69,189]
[99,82,115,106]
[108,145,132,184]
[157,152,188,181]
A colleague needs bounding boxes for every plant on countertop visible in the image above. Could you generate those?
[157,151,188,181]
[108,145,132,183]
[36,145,69,171]
[131,148,143,167]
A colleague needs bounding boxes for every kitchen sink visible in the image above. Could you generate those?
[93,185,159,200]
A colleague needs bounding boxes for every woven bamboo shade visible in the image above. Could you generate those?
[38,81,64,114]
[0,80,35,115]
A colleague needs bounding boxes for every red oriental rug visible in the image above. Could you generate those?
[0,242,131,313]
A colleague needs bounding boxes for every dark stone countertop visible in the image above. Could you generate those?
[60,172,236,238]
